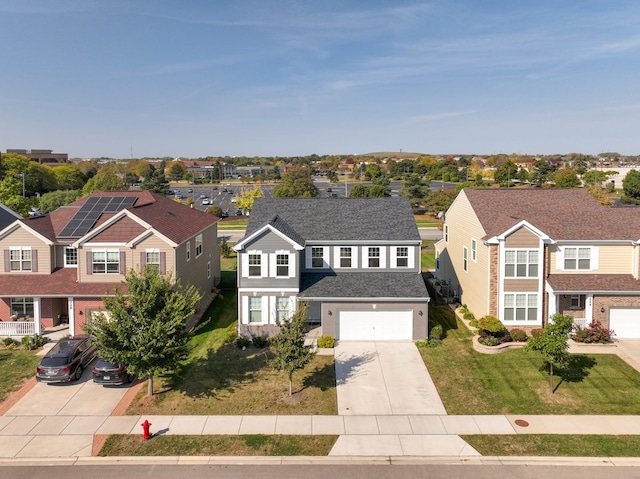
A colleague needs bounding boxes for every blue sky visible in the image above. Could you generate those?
[1,1,639,158]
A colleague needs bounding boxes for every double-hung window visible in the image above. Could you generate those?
[92,250,120,274]
[195,234,203,257]
[564,247,590,270]
[10,247,32,271]
[368,247,380,268]
[504,293,538,322]
[463,246,468,272]
[311,247,324,268]
[248,296,262,323]
[146,249,160,269]
[276,297,290,322]
[64,247,78,267]
[340,247,352,268]
[505,249,538,278]
[248,254,261,277]
[396,247,409,267]
[276,254,289,277]
[471,239,477,262]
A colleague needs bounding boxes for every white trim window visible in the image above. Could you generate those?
[11,297,34,318]
[504,293,538,322]
[186,242,191,262]
[146,249,160,269]
[249,296,263,323]
[10,247,32,271]
[340,247,352,268]
[276,253,289,277]
[564,247,590,270]
[195,234,203,257]
[311,247,324,268]
[571,295,581,308]
[444,225,449,242]
[368,247,381,268]
[396,247,409,267]
[463,246,468,272]
[471,239,477,262]
[248,253,262,277]
[276,296,290,322]
[207,261,211,279]
[64,247,78,267]
[92,249,120,274]
[505,249,539,278]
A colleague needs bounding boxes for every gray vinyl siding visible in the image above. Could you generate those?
[237,230,300,289]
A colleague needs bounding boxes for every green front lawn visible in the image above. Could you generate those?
[0,348,41,403]
[421,305,640,415]
[463,435,640,457]
[421,240,436,271]
[217,218,249,230]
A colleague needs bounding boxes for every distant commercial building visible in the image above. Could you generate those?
[5,149,69,166]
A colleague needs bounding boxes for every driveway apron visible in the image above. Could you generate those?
[334,341,446,415]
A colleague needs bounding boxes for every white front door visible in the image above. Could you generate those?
[337,310,413,340]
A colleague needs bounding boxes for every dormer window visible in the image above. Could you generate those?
[64,247,78,267]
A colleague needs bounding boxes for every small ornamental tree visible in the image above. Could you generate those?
[526,313,574,394]
[269,303,315,396]
[86,267,201,397]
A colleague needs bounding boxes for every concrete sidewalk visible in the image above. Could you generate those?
[2,413,640,458]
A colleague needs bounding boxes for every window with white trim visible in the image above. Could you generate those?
[340,247,352,268]
[436,250,440,271]
[146,249,160,269]
[276,297,290,322]
[444,225,449,242]
[64,247,78,267]
[248,254,261,277]
[186,242,191,262]
[505,249,538,278]
[207,261,211,279]
[276,254,289,277]
[249,296,263,323]
[471,239,477,262]
[10,247,31,271]
[571,295,581,308]
[504,293,538,322]
[396,247,409,267]
[564,247,590,270]
[368,247,380,268]
[92,249,120,274]
[463,246,468,272]
[11,297,34,318]
[311,247,324,268]
[195,234,203,257]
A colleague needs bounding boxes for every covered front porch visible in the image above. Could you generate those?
[0,296,71,337]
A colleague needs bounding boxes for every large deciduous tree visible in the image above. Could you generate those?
[86,267,201,397]
[526,313,574,394]
[552,168,580,188]
[140,165,171,195]
[82,165,125,194]
[622,169,640,204]
[269,303,315,396]
[273,167,319,198]
[235,186,264,212]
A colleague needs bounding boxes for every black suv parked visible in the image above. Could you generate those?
[92,359,133,386]
[36,336,96,383]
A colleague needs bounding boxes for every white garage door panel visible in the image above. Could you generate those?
[610,308,640,339]
[338,310,413,340]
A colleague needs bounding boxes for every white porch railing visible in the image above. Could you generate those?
[0,321,35,336]
[572,318,588,330]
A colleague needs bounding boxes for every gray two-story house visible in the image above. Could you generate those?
[233,198,430,341]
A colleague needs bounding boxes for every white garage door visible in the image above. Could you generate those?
[338,310,413,340]
[610,308,640,339]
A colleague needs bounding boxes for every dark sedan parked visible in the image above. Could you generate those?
[36,336,96,383]
[92,359,133,386]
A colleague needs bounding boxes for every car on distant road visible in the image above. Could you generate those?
[221,210,229,218]
[231,198,237,203]
[200,194,207,198]
[92,359,133,386]
[202,198,211,205]
[236,209,243,216]
[36,335,96,383]
[187,188,193,193]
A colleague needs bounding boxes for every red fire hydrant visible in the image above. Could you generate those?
[141,419,152,440]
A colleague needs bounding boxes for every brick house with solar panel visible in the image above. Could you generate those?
[435,188,640,338]
[0,191,220,337]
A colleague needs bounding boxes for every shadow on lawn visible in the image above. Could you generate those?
[301,360,335,392]
[163,345,271,399]
[550,355,597,393]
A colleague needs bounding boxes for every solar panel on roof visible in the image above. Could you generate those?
[57,195,139,238]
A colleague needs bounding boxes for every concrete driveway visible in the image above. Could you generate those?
[4,360,130,417]
[334,342,446,416]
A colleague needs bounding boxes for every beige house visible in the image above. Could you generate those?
[435,188,640,338]
[0,191,220,337]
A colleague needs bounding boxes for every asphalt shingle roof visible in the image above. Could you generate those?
[299,272,429,299]
[247,198,420,242]
[547,274,640,293]
[463,188,640,241]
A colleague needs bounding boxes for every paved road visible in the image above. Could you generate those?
[2,463,640,478]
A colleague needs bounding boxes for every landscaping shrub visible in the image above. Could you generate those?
[509,328,528,342]
[463,312,475,320]
[2,337,16,347]
[531,328,544,339]
[478,335,502,346]
[236,337,251,349]
[468,319,479,328]
[477,315,505,333]
[415,338,441,348]
[571,320,615,344]
[430,324,444,341]
[252,335,269,348]
[317,335,335,348]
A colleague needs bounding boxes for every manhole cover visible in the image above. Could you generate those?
[514,419,529,427]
